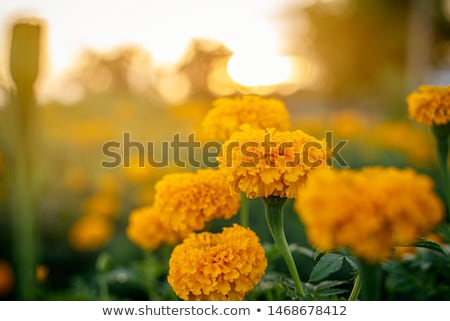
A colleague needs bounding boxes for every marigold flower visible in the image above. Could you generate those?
[168,224,267,300]
[295,167,444,263]
[407,85,450,126]
[69,215,114,251]
[126,206,180,250]
[201,95,291,141]
[217,125,329,199]
[36,265,49,283]
[82,193,120,218]
[154,169,240,236]
[122,155,154,183]
[0,260,14,296]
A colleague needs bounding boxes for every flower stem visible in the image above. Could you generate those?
[433,125,450,223]
[240,192,249,227]
[348,273,361,301]
[96,253,111,300]
[10,22,41,300]
[358,259,382,301]
[264,196,305,297]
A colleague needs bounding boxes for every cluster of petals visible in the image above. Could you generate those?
[295,167,444,263]
[126,206,181,250]
[218,125,329,199]
[153,169,240,237]
[201,95,291,141]
[407,85,450,126]
[168,224,267,300]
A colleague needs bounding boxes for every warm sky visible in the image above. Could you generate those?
[0,0,326,103]
[0,0,313,75]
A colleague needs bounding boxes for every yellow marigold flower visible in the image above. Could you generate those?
[407,85,450,126]
[122,155,154,183]
[82,193,120,218]
[218,125,329,199]
[69,215,114,251]
[0,260,14,296]
[36,265,49,284]
[201,95,291,141]
[295,167,444,263]
[126,206,180,250]
[154,169,240,236]
[168,224,267,300]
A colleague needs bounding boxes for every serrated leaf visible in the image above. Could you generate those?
[309,253,344,282]
[399,238,445,254]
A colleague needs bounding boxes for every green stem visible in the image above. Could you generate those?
[96,253,111,300]
[433,125,450,223]
[99,274,110,300]
[11,67,37,302]
[348,273,361,301]
[240,192,249,227]
[10,21,41,301]
[264,196,305,297]
[358,259,382,301]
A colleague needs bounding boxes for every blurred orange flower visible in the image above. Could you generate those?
[69,215,114,251]
[0,260,14,296]
[295,167,444,263]
[82,193,120,218]
[154,169,240,236]
[201,95,291,141]
[126,206,181,250]
[407,85,450,126]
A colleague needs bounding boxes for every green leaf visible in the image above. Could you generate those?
[314,280,348,291]
[309,253,344,282]
[313,249,323,260]
[288,244,315,258]
[398,238,445,254]
[315,288,349,297]
[344,256,360,271]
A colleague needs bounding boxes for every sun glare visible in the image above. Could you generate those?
[0,0,310,101]
[227,54,294,87]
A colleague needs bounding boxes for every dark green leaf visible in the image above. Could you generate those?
[399,238,445,254]
[313,249,323,260]
[315,288,349,297]
[344,256,360,271]
[309,254,344,282]
[314,280,348,291]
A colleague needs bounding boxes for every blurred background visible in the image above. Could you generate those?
[0,0,450,300]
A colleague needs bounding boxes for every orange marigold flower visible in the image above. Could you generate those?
[218,125,329,199]
[201,95,291,141]
[407,85,450,126]
[168,224,267,300]
[295,167,444,263]
[69,215,114,251]
[0,260,14,296]
[154,169,240,236]
[126,206,180,250]
[82,193,120,218]
[36,265,49,284]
